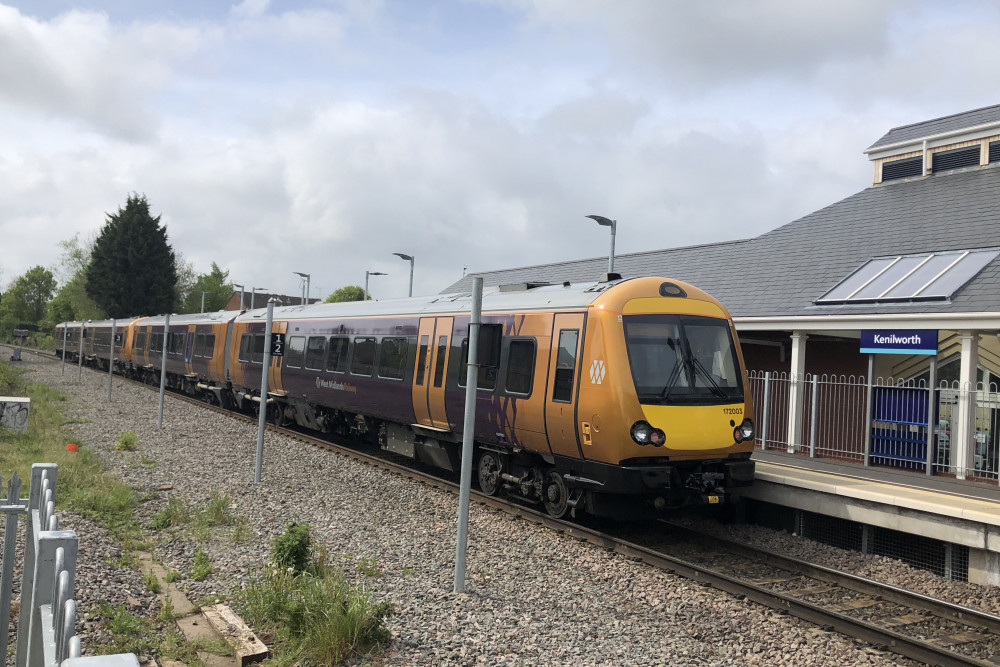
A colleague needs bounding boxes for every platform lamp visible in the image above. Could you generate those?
[364,271,386,301]
[251,286,268,310]
[585,214,617,275]
[393,253,414,297]
[293,271,311,305]
[233,284,245,310]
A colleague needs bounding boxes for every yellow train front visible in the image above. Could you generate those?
[471,276,754,519]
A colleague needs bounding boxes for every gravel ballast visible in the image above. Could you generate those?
[8,350,976,665]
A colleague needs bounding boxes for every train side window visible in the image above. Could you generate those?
[238,334,252,362]
[194,333,206,358]
[415,335,429,385]
[457,338,498,390]
[351,337,376,376]
[203,334,216,359]
[251,334,265,364]
[168,332,185,356]
[433,335,448,387]
[378,337,407,380]
[134,331,146,351]
[552,329,579,402]
[305,336,327,370]
[285,336,306,368]
[505,339,536,396]
[150,332,163,354]
[327,336,350,373]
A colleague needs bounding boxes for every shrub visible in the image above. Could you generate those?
[271,521,312,574]
[114,431,139,451]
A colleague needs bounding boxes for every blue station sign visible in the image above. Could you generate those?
[860,329,938,356]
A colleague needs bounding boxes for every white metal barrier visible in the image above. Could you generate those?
[0,464,139,667]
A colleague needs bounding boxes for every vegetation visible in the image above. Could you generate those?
[190,549,213,581]
[114,430,139,451]
[325,285,366,303]
[237,521,393,666]
[85,194,178,317]
[47,234,105,325]
[0,265,58,340]
[178,262,234,314]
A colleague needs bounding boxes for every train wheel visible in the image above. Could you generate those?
[543,471,569,519]
[477,452,502,496]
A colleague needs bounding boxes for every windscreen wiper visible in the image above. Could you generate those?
[689,355,729,400]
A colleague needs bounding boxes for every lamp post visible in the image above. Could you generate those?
[585,214,617,275]
[251,287,268,310]
[293,271,311,305]
[364,271,386,301]
[233,284,245,310]
[198,291,210,313]
[392,253,414,297]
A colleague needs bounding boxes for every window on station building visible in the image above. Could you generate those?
[931,145,980,173]
[881,156,922,181]
[816,248,1000,305]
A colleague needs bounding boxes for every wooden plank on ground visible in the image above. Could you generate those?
[202,604,269,667]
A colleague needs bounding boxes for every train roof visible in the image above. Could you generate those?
[138,311,239,327]
[234,276,722,322]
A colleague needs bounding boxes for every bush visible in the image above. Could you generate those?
[271,521,312,574]
[114,431,139,451]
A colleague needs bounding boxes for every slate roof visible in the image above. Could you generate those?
[868,104,1000,150]
[443,164,1000,319]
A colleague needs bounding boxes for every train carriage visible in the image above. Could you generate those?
[128,312,237,396]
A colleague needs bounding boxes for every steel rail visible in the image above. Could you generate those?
[31,348,1000,666]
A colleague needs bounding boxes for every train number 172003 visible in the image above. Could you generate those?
[723,408,743,415]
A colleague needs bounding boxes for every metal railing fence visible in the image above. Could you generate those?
[747,371,1000,483]
[0,463,138,667]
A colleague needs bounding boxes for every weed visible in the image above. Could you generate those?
[96,603,160,657]
[271,521,312,574]
[114,431,139,451]
[357,557,382,578]
[402,568,415,576]
[190,550,213,581]
[140,457,157,469]
[237,565,393,666]
[200,490,233,526]
[158,596,177,621]
[231,518,253,544]
[150,497,191,531]
[163,571,180,584]
[144,569,161,594]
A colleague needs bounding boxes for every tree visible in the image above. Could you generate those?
[0,266,57,336]
[174,253,197,310]
[85,194,178,317]
[325,285,366,303]
[48,234,105,323]
[178,262,233,313]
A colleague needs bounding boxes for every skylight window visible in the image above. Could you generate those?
[816,249,999,304]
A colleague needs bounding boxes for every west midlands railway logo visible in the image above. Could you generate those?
[590,360,606,384]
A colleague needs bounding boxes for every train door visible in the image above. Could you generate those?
[544,313,586,460]
[412,317,454,430]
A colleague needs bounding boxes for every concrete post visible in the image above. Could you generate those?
[786,332,807,453]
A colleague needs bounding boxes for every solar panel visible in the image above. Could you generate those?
[816,249,999,304]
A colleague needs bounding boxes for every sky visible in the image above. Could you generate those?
[3,0,1000,304]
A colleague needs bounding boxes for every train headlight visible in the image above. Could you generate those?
[733,418,755,443]
[631,421,666,447]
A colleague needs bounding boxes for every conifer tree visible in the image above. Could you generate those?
[85,194,178,317]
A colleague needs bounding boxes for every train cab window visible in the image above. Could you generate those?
[326,336,350,373]
[351,337,376,376]
[378,337,407,380]
[552,330,579,402]
[415,335,429,385]
[305,336,327,370]
[285,336,306,368]
[505,339,536,396]
[457,338,498,390]
[433,336,448,387]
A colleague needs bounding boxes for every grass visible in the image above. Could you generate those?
[144,569,161,594]
[190,549,213,581]
[235,522,393,665]
[356,557,382,578]
[93,603,231,666]
[114,430,139,451]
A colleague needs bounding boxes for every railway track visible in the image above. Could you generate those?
[13,347,1000,665]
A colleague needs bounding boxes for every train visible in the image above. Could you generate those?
[54,276,756,519]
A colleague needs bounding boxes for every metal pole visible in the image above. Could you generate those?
[926,356,937,476]
[157,314,170,430]
[863,353,874,466]
[455,277,483,594]
[305,275,310,304]
[255,299,275,484]
[77,322,83,381]
[108,319,116,402]
[60,326,67,374]
[200,292,206,313]
[608,219,617,274]
[239,286,245,310]
[408,258,414,297]
[809,375,819,457]
[364,273,370,301]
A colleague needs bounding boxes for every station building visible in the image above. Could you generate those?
[445,104,1000,585]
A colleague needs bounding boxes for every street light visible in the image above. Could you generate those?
[364,271,386,301]
[198,291,210,313]
[233,284,245,310]
[392,253,414,297]
[251,287,268,310]
[293,271,311,305]
[585,214,617,275]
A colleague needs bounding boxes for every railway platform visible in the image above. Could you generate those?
[734,449,1000,586]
